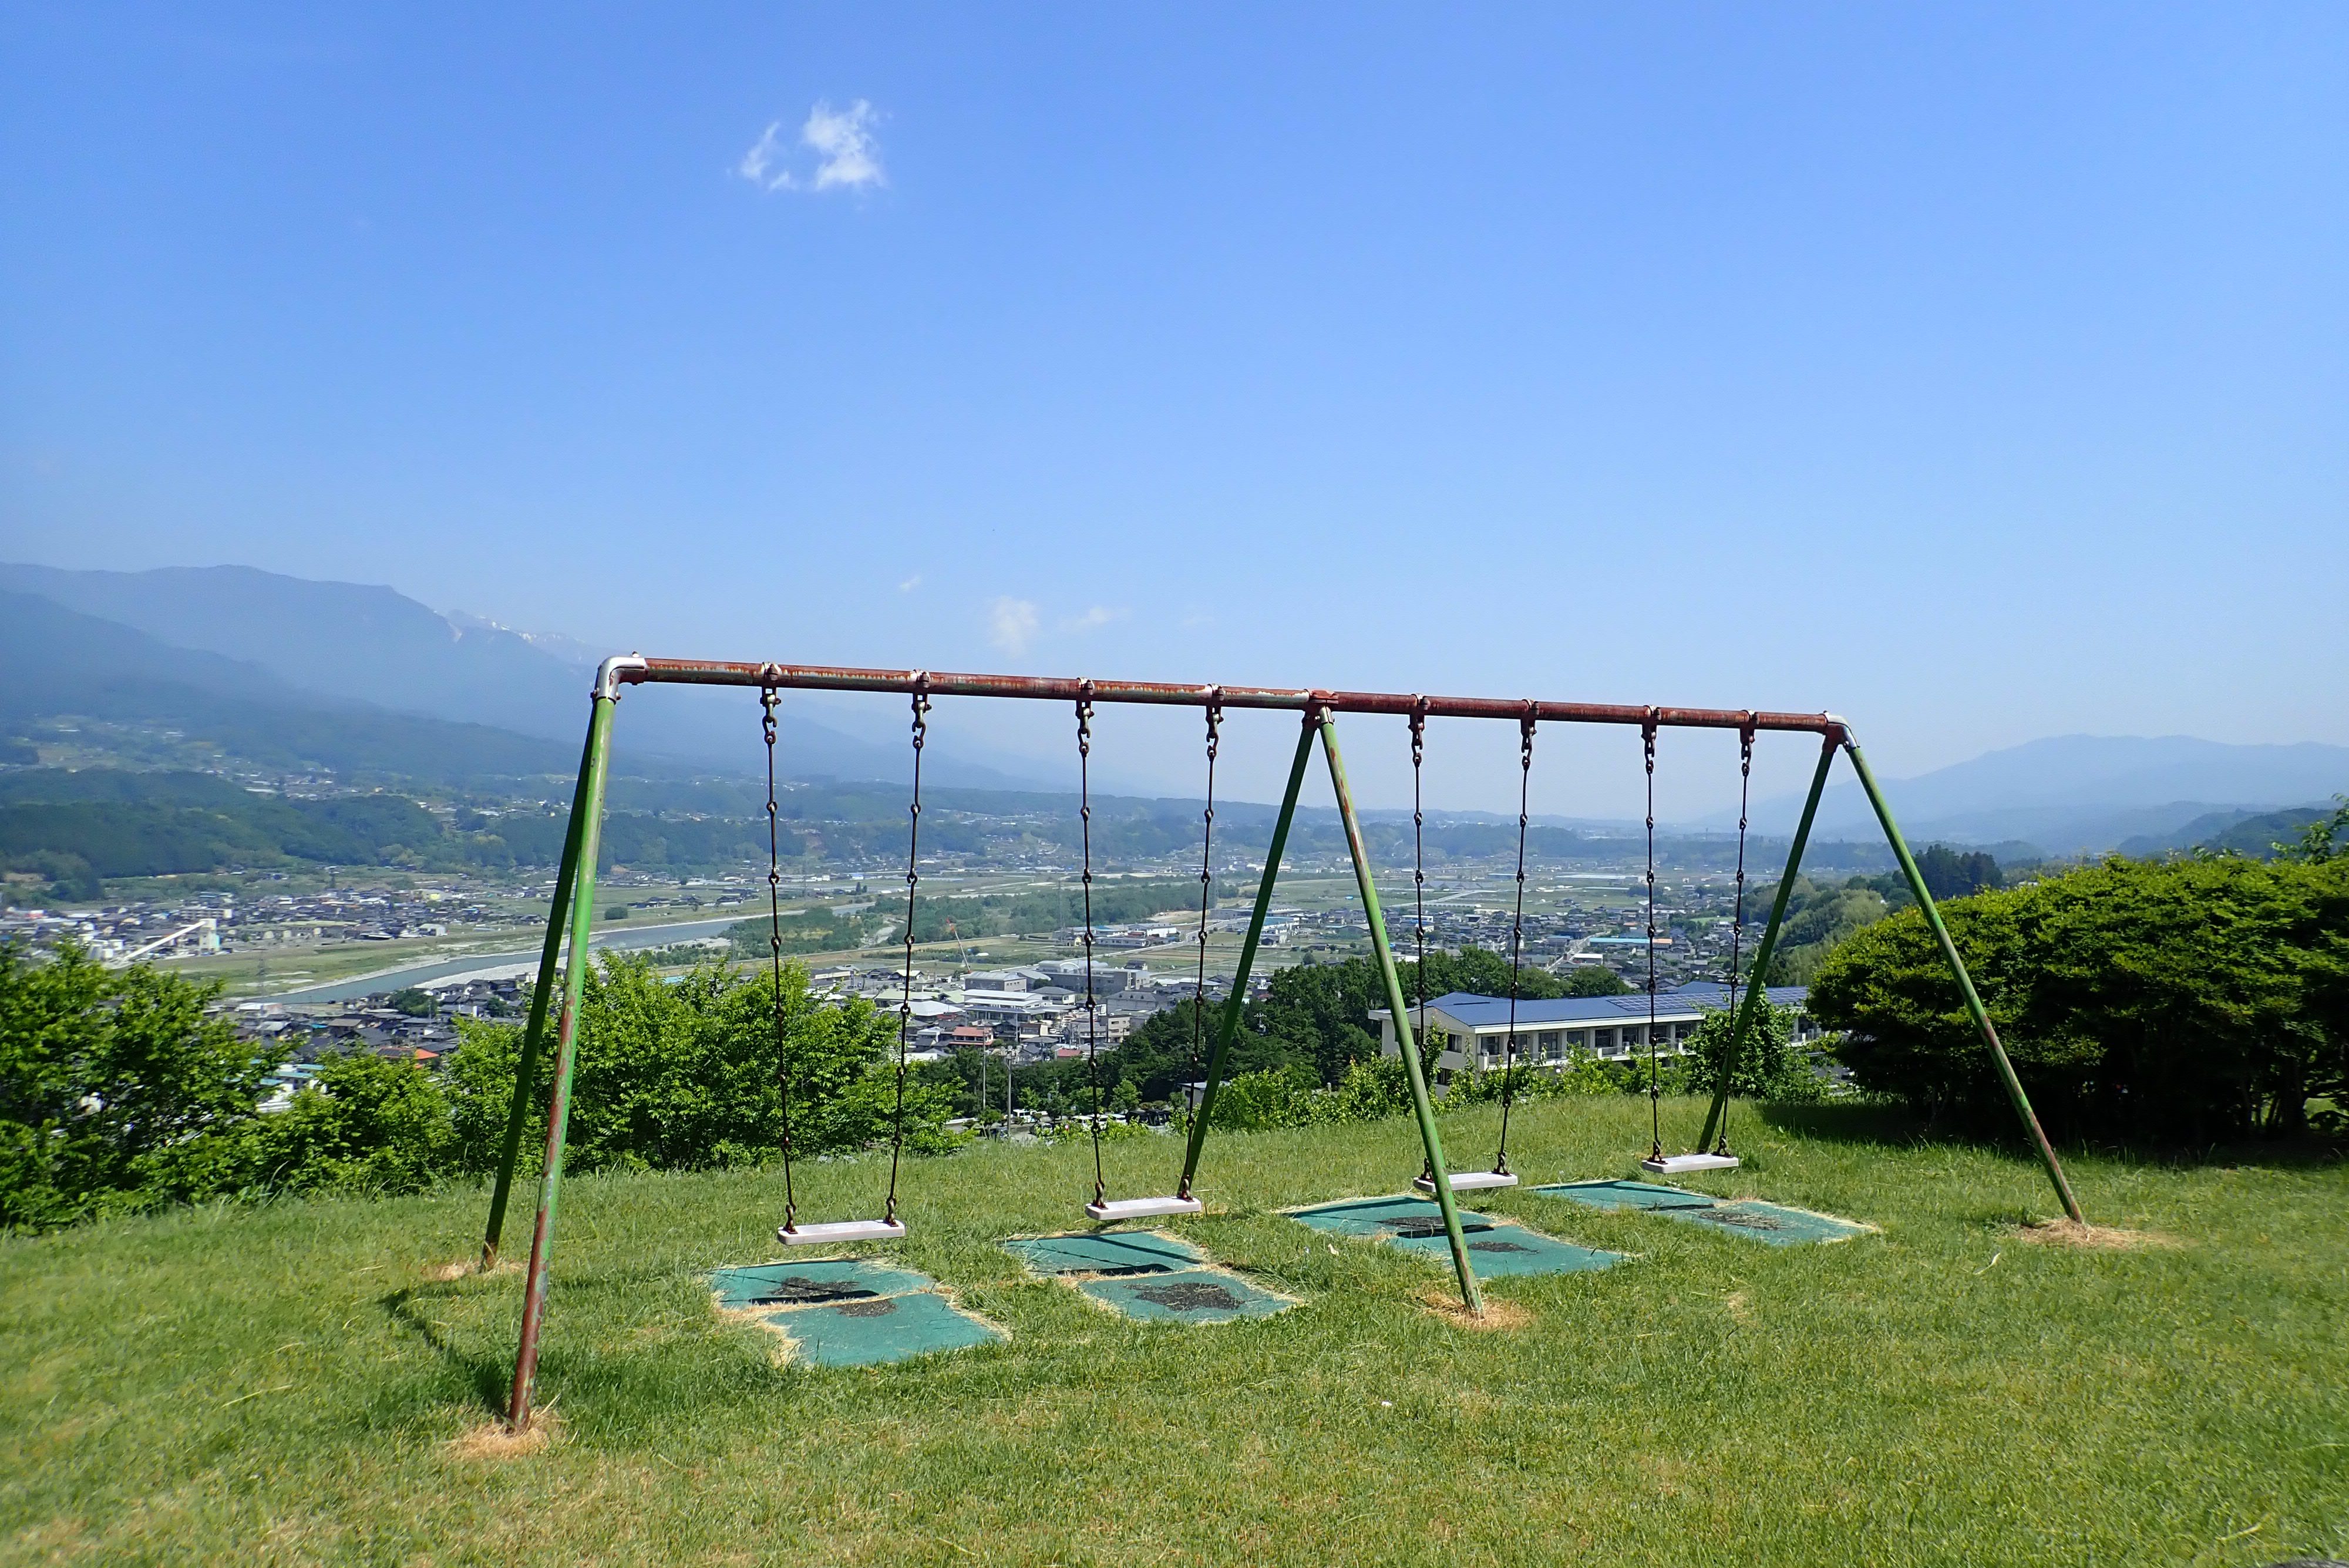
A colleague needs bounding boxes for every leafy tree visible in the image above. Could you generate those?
[0,941,277,1229]
[1404,946,1569,1003]
[2274,796,2349,864]
[1559,964,1632,997]
[241,1053,455,1195]
[1682,999,1820,1103]
[1914,844,2002,901]
[387,987,435,1017]
[1809,856,2349,1142]
[446,953,957,1175]
[1753,877,1894,984]
[1207,1068,1321,1130]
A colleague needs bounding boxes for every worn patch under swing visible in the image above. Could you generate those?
[709,1258,1004,1367]
[1283,1194,1626,1276]
[1532,1180,1871,1246]
[1001,1230,1297,1324]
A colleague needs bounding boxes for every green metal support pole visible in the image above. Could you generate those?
[506,689,618,1431]
[1698,733,1837,1153]
[1178,717,1317,1195]
[1317,709,1483,1316]
[479,719,599,1268]
[1842,735,2086,1226]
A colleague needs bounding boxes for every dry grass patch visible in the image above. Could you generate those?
[446,1408,563,1461]
[1416,1290,1533,1331]
[2015,1219,2182,1251]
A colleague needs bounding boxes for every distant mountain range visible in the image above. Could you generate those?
[0,564,1056,789]
[1738,733,2349,856]
[8,563,2344,854]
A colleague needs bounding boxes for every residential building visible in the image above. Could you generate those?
[1370,983,1818,1073]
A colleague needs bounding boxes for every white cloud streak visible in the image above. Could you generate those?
[989,597,1040,654]
[736,122,788,187]
[736,100,886,194]
[1063,605,1126,633]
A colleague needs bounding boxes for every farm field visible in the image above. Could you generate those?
[3,1095,2343,1567]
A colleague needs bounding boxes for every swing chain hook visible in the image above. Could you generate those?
[1490,703,1536,1177]
[1408,698,1436,1183]
[1177,690,1222,1200]
[761,678,799,1233]
[886,677,930,1227]
[1409,699,1428,949]
[1714,712,1759,1156]
[1643,711,1663,1160]
[1075,687,1106,1206]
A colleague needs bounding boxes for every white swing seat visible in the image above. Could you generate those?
[1641,1153,1741,1175]
[1413,1170,1520,1194]
[1085,1194,1204,1222]
[778,1218,907,1246]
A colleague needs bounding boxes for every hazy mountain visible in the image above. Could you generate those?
[2115,802,2344,860]
[0,589,580,784]
[1737,734,2349,855]
[0,563,1056,789]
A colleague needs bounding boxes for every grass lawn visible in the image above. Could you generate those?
[4,1096,2344,1566]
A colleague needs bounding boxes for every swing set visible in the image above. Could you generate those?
[480,655,2085,1432]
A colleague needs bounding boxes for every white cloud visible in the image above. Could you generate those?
[898,573,922,593]
[736,100,886,194]
[803,99,885,190]
[1064,605,1126,633]
[737,122,788,187]
[989,597,1040,654]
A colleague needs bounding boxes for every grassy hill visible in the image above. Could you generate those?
[2,1096,2341,1566]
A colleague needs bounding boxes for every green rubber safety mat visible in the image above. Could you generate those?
[709,1258,936,1310]
[1532,1180,1870,1246]
[1002,1230,1298,1323]
[768,1288,1004,1367]
[1077,1268,1296,1323]
[1284,1195,1626,1277]
[1001,1230,1205,1277]
[711,1257,1004,1367]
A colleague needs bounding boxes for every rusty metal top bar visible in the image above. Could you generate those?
[605,657,1848,739]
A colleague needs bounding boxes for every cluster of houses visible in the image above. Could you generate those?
[235,975,524,1109]
[220,944,1825,1115]
[819,958,1233,1064]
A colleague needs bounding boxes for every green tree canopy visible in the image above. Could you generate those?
[1808,856,2349,1142]
[0,941,277,1229]
[447,952,957,1175]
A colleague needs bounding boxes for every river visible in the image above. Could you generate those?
[270,914,752,1003]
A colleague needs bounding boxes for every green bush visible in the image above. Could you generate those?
[1,941,961,1231]
[243,1053,455,1195]
[1808,856,2349,1142]
[1208,1068,1324,1131]
[0,941,278,1229]
[1680,1000,1826,1105]
[447,951,961,1175]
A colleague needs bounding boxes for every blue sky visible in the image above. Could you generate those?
[2,5,2344,814]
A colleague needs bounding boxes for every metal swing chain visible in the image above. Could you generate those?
[1496,708,1534,1175]
[1076,694,1107,1207]
[1177,695,1221,1199]
[884,682,929,1225]
[762,684,798,1233]
[1717,720,1756,1155]
[1644,715,1663,1160]
[1411,703,1434,1185]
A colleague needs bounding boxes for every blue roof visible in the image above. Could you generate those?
[1379,983,1808,1030]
